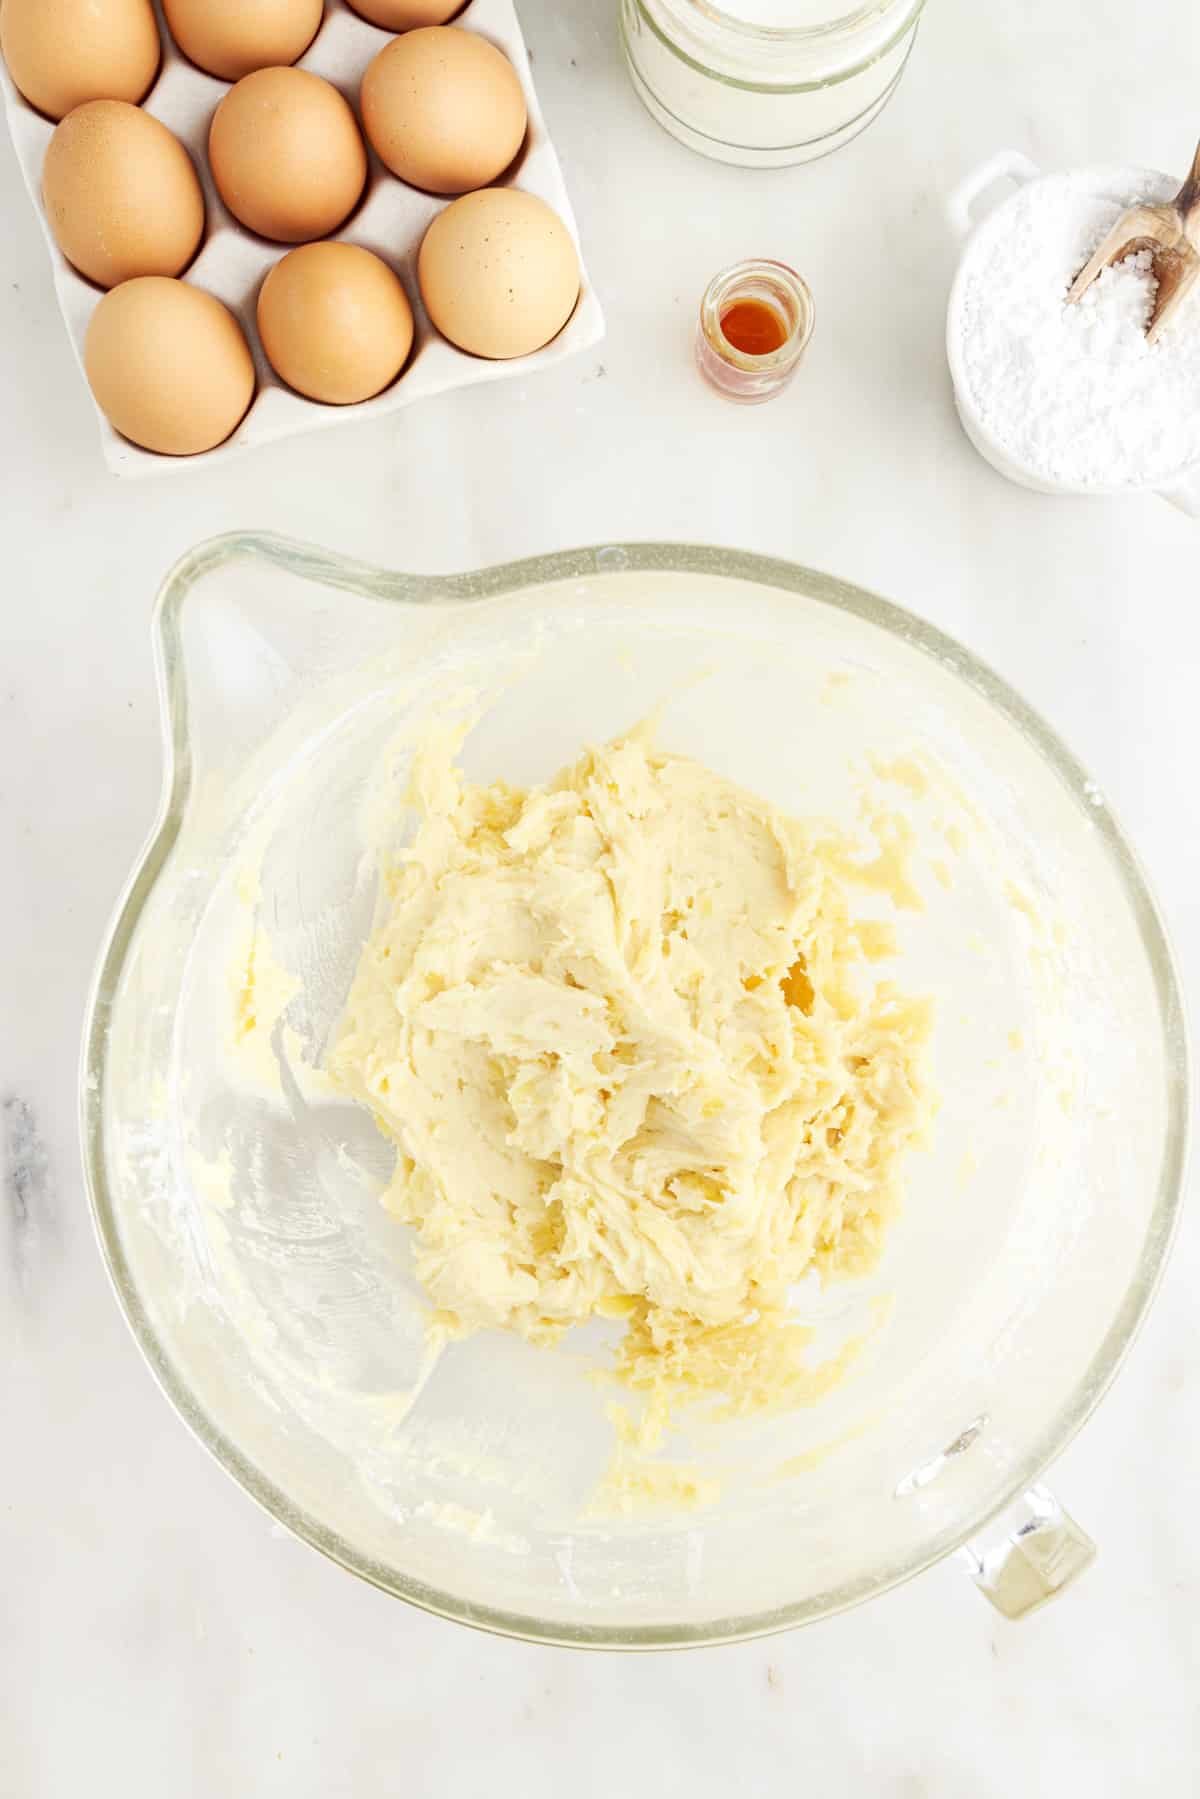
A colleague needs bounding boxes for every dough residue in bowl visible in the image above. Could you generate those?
[330,719,934,1442]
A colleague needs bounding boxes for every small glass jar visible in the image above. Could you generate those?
[620,0,926,169]
[696,260,814,403]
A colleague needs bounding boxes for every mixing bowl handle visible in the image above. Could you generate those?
[946,150,1042,241]
[957,1484,1096,1619]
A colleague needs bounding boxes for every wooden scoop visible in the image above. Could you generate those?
[1068,140,1200,342]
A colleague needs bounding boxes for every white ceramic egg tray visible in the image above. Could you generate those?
[0,0,604,477]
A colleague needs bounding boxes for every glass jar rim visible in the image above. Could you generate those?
[700,259,815,373]
[691,0,920,44]
[630,0,926,90]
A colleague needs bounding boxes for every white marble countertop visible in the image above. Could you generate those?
[3,1,1198,1791]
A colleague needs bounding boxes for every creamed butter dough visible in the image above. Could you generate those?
[331,722,934,1426]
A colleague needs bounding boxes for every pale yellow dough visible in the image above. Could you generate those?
[331,722,933,1427]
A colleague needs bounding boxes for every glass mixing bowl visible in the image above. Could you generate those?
[82,536,1188,1646]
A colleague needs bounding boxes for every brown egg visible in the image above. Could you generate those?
[360,28,526,197]
[209,68,367,244]
[163,0,323,82]
[1,0,160,121]
[346,0,463,25]
[258,244,414,405]
[419,188,579,360]
[43,102,204,290]
[84,277,255,455]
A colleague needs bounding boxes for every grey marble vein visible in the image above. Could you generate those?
[3,1094,57,1300]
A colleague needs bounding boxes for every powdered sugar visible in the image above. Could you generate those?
[955,172,1200,489]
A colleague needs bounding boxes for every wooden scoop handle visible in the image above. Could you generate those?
[1174,138,1200,238]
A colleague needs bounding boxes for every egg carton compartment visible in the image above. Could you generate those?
[0,0,604,477]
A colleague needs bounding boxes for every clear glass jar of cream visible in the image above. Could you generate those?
[620,0,927,169]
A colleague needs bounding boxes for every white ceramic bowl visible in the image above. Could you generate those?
[945,151,1200,515]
